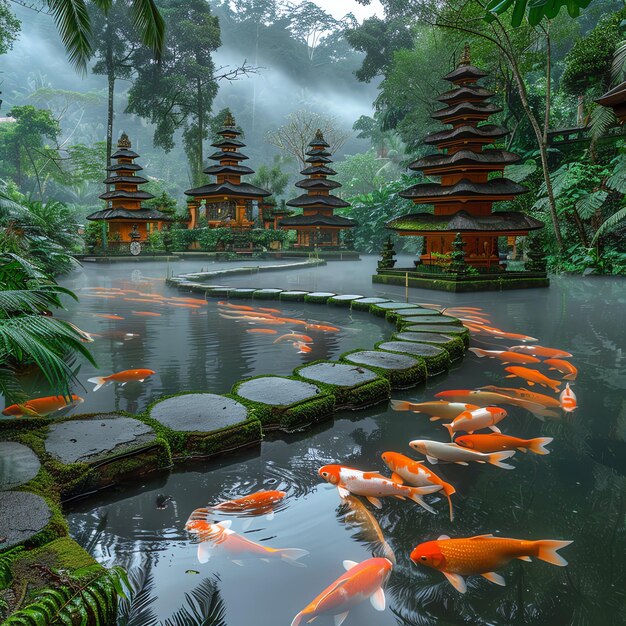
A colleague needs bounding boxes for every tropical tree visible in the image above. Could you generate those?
[250,155,291,198]
[0,0,20,55]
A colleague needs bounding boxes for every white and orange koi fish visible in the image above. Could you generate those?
[409,440,516,469]
[442,406,508,439]
[390,400,479,421]
[560,383,577,412]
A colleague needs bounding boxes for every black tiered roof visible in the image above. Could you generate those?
[184,113,270,200]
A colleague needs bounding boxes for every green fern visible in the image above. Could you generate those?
[163,578,226,626]
[591,206,626,244]
[0,546,25,588]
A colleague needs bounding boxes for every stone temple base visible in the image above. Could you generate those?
[373,268,549,292]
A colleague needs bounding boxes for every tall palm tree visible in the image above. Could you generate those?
[43,0,165,73]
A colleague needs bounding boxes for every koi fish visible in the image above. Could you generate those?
[169,297,206,305]
[390,400,479,421]
[409,439,516,469]
[93,313,124,320]
[81,294,117,299]
[132,311,162,317]
[477,386,561,409]
[123,297,163,303]
[291,557,392,626]
[560,383,577,412]
[185,519,308,567]
[246,328,278,335]
[475,326,537,342]
[455,433,553,455]
[219,313,285,324]
[381,451,456,521]
[318,464,441,512]
[443,307,484,313]
[259,307,281,314]
[508,345,573,358]
[167,302,201,309]
[442,406,508,439]
[295,342,312,354]
[435,390,547,415]
[2,394,83,417]
[274,333,314,344]
[410,534,572,593]
[505,366,561,392]
[217,302,255,311]
[87,368,155,391]
[544,359,578,380]
[193,490,286,518]
[468,348,540,364]
[306,323,340,332]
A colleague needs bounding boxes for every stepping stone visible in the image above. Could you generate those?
[0,442,40,490]
[229,288,257,298]
[393,331,465,361]
[304,292,336,303]
[328,294,364,306]
[370,302,419,316]
[149,394,249,432]
[394,308,442,317]
[404,323,468,335]
[342,350,426,389]
[209,287,238,296]
[45,415,157,465]
[253,289,283,299]
[0,491,51,548]
[236,377,322,406]
[350,297,391,311]
[280,291,309,301]
[399,315,462,326]
[377,341,450,375]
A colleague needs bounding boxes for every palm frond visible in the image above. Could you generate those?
[605,156,626,193]
[163,578,226,626]
[0,289,63,314]
[612,41,626,82]
[130,0,165,57]
[116,565,158,626]
[591,206,626,244]
[45,0,93,73]
[575,190,608,220]
[590,105,617,141]
[504,160,537,183]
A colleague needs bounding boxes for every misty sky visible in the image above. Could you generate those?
[309,0,384,20]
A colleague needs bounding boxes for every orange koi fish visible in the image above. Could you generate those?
[274,333,314,344]
[202,490,286,516]
[443,306,484,314]
[544,359,578,380]
[434,390,547,415]
[409,439,515,469]
[390,400,479,421]
[306,323,340,332]
[455,433,553,455]
[219,313,285,324]
[382,451,456,521]
[123,297,162,303]
[132,311,162,317]
[560,383,577,412]
[217,302,255,311]
[169,297,206,305]
[442,406,508,439]
[246,328,278,335]
[2,394,84,417]
[185,519,308,567]
[88,368,155,391]
[259,307,281,314]
[475,326,537,342]
[93,313,124,320]
[477,386,561,409]
[275,317,308,326]
[411,534,572,593]
[295,342,312,354]
[318,464,440,512]
[81,294,117,299]
[505,366,561,392]
[167,302,201,309]
[291,558,392,626]
[469,348,540,364]
[508,345,572,358]
[223,310,277,319]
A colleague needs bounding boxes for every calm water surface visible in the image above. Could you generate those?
[60,257,625,625]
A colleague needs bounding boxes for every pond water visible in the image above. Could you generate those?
[60,257,625,625]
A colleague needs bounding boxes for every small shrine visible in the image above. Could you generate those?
[279,130,356,248]
[375,45,548,291]
[184,112,271,229]
[261,199,294,230]
[87,133,172,247]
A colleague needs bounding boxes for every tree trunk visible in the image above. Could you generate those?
[106,18,114,192]
[195,78,204,186]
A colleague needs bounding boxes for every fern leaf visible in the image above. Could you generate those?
[591,206,626,244]
[575,190,608,220]
[612,41,626,82]
[590,105,617,141]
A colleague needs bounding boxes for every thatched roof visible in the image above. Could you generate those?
[386,210,543,233]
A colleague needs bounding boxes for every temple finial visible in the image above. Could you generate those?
[117,132,131,149]
[314,128,324,141]
[459,42,471,66]
[224,111,236,127]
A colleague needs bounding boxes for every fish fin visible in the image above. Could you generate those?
[366,496,383,509]
[217,520,232,529]
[260,558,270,563]
[370,587,386,611]
[197,542,213,564]
[536,540,573,566]
[337,486,350,499]
[443,571,467,593]
[564,374,577,380]
[278,548,309,568]
[391,472,404,485]
[443,423,455,440]
[437,534,451,540]
[515,447,528,453]
[334,611,349,626]
[231,560,245,567]
[429,416,441,422]
[517,556,532,562]
[470,534,494,539]
[528,437,553,455]
[290,611,306,626]
[426,455,439,464]
[482,572,506,586]
[468,348,485,357]
[446,494,455,522]
[488,450,516,469]
[414,484,441,495]
[390,400,411,411]
[266,510,275,521]
[505,375,516,379]
[548,367,556,371]
[120,382,126,387]
[87,376,106,392]
[241,518,253,531]
[455,461,469,466]
[489,425,501,433]
[394,495,406,501]
[343,559,359,571]
[408,492,436,514]
[527,381,535,386]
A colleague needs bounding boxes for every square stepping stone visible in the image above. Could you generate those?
[0,491,51,548]
[233,376,334,431]
[0,442,40,490]
[377,341,450,375]
[341,350,426,389]
[304,292,336,303]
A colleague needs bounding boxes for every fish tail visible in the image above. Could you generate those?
[536,539,573,566]
[278,548,309,568]
[442,423,455,440]
[87,376,107,392]
[551,381,562,392]
[468,348,486,357]
[390,400,412,412]
[408,490,436,514]
[381,540,397,566]
[446,492,455,522]
[488,450,516,469]
[564,373,577,380]
[290,612,306,626]
[528,437,553,455]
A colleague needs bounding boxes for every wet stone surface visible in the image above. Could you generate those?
[393,331,454,344]
[329,295,364,302]
[298,362,379,387]
[253,289,283,296]
[404,324,468,335]
[374,302,421,311]
[305,292,336,299]
[400,315,461,325]
[229,288,257,296]
[378,341,447,359]
[395,308,442,317]
[0,491,51,548]
[343,350,420,371]
[352,297,390,305]
[236,377,322,406]
[279,291,309,300]
[0,442,40,490]
[45,415,157,465]
[150,394,248,432]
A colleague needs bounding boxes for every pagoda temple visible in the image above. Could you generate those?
[385,44,544,270]
[87,133,172,245]
[184,112,270,229]
[279,130,356,248]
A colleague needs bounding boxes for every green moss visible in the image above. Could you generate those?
[327,296,362,307]
[229,289,257,299]
[349,298,391,312]
[373,272,550,292]
[339,349,427,389]
[392,332,465,361]
[279,291,308,301]
[375,341,451,376]
[303,293,335,304]
[385,308,440,324]
[400,323,471,348]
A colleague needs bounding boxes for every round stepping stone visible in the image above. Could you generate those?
[45,415,157,465]
[404,324,468,335]
[350,297,391,311]
[298,362,379,387]
[280,291,309,301]
[209,287,238,296]
[0,491,51,548]
[399,315,461,326]
[392,331,464,361]
[149,394,248,432]
[328,294,364,306]
[304,292,336,303]
[377,341,450,375]
[236,377,322,406]
[395,308,442,317]
[253,289,283,299]
[372,302,418,311]
[229,288,257,298]
[342,350,426,388]
[0,442,40,490]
